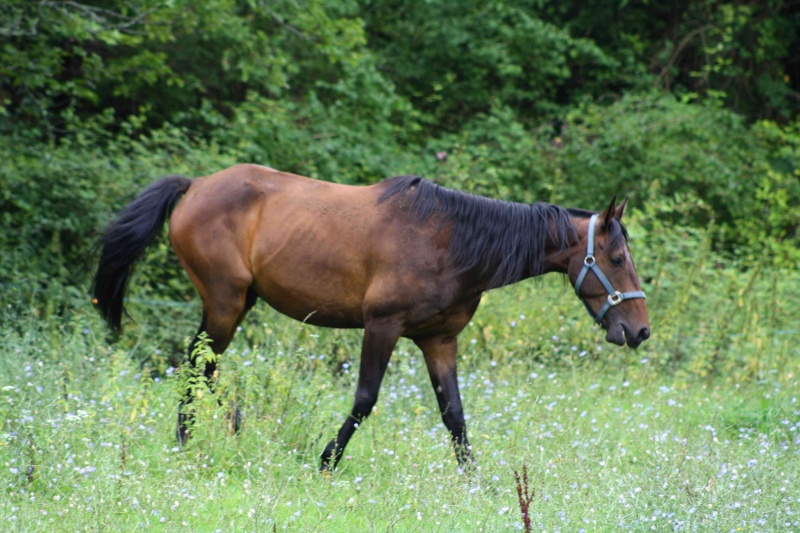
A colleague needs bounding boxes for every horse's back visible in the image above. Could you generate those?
[168,165,417,327]
[170,164,382,242]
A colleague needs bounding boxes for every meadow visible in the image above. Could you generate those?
[3,2,800,531]
[2,219,800,532]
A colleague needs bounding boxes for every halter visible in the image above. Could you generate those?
[574,214,646,323]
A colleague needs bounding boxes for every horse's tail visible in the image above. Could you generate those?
[92,175,192,333]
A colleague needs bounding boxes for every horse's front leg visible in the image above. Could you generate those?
[414,335,474,468]
[320,319,401,471]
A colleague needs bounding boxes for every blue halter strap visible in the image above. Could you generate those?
[574,214,646,323]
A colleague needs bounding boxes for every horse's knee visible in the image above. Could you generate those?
[352,388,378,419]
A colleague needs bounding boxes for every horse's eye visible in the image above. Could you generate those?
[610,256,624,267]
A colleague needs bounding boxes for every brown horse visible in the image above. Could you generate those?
[93,163,649,470]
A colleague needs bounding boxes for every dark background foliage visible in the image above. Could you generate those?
[1,0,799,311]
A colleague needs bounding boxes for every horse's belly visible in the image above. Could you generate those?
[253,276,366,329]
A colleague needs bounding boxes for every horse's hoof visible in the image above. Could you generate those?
[226,405,243,435]
[319,460,336,476]
[176,426,189,447]
[176,413,191,447]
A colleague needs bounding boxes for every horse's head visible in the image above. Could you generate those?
[568,197,650,348]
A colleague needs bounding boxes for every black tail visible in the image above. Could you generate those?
[92,175,192,333]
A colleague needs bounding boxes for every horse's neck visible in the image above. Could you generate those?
[469,213,577,289]
[539,216,584,276]
[540,246,575,277]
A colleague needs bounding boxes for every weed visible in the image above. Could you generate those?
[513,464,534,532]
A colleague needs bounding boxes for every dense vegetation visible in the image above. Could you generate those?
[2,0,800,300]
[2,2,800,529]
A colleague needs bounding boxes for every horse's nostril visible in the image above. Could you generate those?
[638,327,651,342]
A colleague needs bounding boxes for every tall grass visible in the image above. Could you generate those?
[2,211,799,531]
[2,266,799,531]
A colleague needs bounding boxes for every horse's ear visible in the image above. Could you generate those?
[600,196,617,229]
[615,196,628,221]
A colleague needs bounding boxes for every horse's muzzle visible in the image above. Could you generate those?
[607,323,650,348]
[624,325,650,349]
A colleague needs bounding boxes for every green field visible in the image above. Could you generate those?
[3,263,799,532]
[3,2,800,531]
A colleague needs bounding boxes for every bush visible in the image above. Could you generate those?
[0,124,238,303]
[425,93,798,258]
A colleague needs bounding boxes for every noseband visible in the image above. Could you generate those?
[574,214,646,323]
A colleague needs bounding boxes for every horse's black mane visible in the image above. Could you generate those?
[379,175,627,288]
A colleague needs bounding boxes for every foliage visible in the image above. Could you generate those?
[1,3,799,527]
[0,0,385,139]
[0,123,237,297]
[1,290,799,530]
[540,93,767,246]
[358,0,620,131]
[1,1,799,366]
[540,0,800,120]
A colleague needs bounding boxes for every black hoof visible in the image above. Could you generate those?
[319,441,340,472]
[176,411,192,447]
[176,424,189,447]
[226,405,243,435]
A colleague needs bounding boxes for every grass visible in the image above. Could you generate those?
[2,269,800,531]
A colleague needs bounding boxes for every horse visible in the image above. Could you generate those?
[92,163,649,470]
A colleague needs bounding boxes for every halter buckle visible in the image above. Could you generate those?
[608,291,623,306]
[584,255,595,267]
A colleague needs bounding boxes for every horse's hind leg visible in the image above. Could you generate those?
[176,285,256,446]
